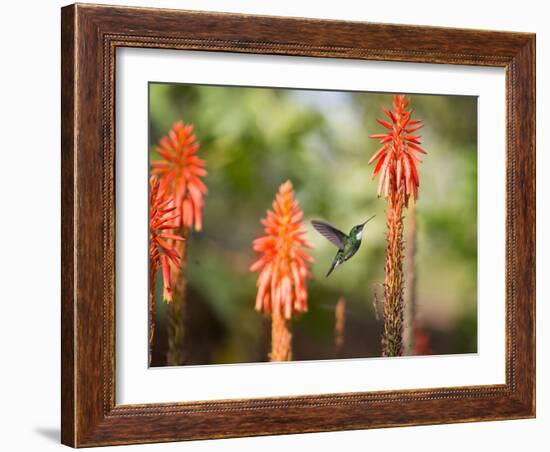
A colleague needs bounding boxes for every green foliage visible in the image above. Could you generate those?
[149,83,478,364]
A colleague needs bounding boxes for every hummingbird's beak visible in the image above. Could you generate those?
[362,215,376,227]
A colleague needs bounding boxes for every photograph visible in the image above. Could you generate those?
[147,83,478,367]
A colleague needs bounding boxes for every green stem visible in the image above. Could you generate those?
[167,228,188,366]
[148,265,156,366]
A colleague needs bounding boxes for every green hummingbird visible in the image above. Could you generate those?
[311,215,376,277]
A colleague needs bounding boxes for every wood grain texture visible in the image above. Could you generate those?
[60,3,536,447]
[60,5,76,446]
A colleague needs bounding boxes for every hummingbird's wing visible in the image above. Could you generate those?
[311,220,347,249]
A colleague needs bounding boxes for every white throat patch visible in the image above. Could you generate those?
[356,229,363,240]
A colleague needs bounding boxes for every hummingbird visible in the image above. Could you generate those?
[311,215,375,277]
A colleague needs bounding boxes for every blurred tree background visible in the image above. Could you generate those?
[149,83,477,366]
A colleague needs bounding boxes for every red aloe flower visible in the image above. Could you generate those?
[151,121,207,231]
[251,180,314,319]
[369,95,426,200]
[149,176,184,302]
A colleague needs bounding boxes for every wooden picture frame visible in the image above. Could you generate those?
[61,3,535,447]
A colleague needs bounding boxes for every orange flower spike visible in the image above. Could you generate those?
[250,181,314,319]
[152,121,207,231]
[369,95,428,357]
[149,176,184,302]
[368,95,426,201]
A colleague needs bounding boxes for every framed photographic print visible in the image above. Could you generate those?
[61,3,535,447]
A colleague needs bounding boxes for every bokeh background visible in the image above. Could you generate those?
[149,83,477,366]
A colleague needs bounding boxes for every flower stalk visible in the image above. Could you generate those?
[403,197,417,355]
[334,297,346,357]
[369,95,426,357]
[382,185,406,356]
[167,229,188,365]
[149,269,156,364]
[271,310,292,361]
